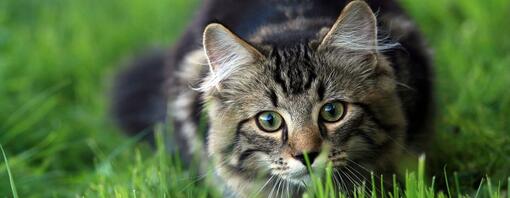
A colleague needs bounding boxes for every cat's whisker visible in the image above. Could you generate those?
[272,181,278,198]
[274,179,283,197]
[276,177,284,198]
[384,133,415,155]
[351,165,381,194]
[342,167,362,193]
[296,181,302,196]
[332,170,342,195]
[269,177,280,198]
[337,170,348,195]
[284,178,289,198]
[333,170,346,193]
[334,169,348,196]
[346,158,392,187]
[337,169,353,197]
[395,80,416,91]
[345,164,368,186]
[344,164,364,182]
[254,174,275,197]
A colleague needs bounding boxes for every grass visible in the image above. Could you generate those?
[0,0,509,197]
[1,144,18,198]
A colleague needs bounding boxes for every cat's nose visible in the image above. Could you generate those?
[292,151,320,165]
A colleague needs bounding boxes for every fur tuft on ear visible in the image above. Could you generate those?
[319,0,394,52]
[199,23,262,92]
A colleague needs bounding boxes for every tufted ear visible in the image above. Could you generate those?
[203,23,263,73]
[318,0,378,51]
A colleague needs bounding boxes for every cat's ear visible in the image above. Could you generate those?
[318,1,377,51]
[203,23,263,72]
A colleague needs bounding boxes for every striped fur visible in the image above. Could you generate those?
[113,0,433,197]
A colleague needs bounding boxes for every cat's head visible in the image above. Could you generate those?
[200,0,405,194]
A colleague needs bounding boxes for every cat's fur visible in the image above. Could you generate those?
[112,0,433,197]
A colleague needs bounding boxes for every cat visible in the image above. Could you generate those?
[112,0,434,197]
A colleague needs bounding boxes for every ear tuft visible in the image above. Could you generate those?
[319,0,378,51]
[199,23,262,92]
[203,23,262,72]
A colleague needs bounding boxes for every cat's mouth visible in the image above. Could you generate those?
[270,166,315,186]
[270,162,350,184]
[268,151,348,184]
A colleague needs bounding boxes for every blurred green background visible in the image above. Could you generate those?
[0,0,509,197]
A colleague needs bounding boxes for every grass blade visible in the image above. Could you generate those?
[1,144,19,198]
[454,172,461,197]
[507,177,509,198]
[474,178,484,198]
[487,177,493,197]
[443,167,452,198]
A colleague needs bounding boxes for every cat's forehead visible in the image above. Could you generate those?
[264,44,320,96]
[222,43,372,115]
[249,45,324,115]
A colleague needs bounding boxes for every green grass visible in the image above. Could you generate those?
[0,0,509,197]
[1,144,18,198]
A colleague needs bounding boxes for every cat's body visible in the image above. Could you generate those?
[113,0,433,197]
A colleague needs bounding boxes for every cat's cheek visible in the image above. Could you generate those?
[247,152,273,173]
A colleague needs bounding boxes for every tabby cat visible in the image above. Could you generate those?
[112,0,433,197]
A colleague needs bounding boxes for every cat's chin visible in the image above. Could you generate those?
[274,174,311,187]
[270,169,313,187]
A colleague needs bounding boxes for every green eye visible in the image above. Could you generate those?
[256,111,283,132]
[320,101,345,122]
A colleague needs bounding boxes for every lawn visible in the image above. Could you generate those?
[0,0,509,197]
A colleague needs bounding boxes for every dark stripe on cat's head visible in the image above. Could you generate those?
[269,44,318,95]
[354,102,400,133]
[317,81,325,101]
[235,132,278,169]
[318,122,328,139]
[238,148,263,163]
[281,125,288,145]
[221,118,251,156]
[267,89,278,107]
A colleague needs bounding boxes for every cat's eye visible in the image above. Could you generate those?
[320,101,345,122]
[256,111,283,132]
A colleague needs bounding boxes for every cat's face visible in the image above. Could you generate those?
[200,1,406,195]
